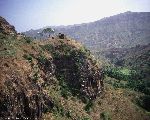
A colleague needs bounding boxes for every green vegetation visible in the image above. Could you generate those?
[40,42,91,99]
[104,65,150,112]
[42,28,54,34]
[57,74,72,99]
[104,66,138,81]
[23,54,33,63]
[37,54,47,65]
[138,95,150,111]
[25,36,33,43]
[0,34,16,57]
[41,27,55,37]
[100,111,111,120]
[84,100,94,113]
[108,67,149,94]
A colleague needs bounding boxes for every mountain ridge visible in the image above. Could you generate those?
[24,11,150,51]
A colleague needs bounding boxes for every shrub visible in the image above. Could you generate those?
[0,33,6,39]
[23,54,32,63]
[81,96,89,104]
[52,105,65,116]
[57,74,72,99]
[137,95,150,111]
[41,44,54,52]
[84,100,94,113]
[58,33,65,39]
[66,110,71,118]
[38,54,47,65]
[100,111,111,120]
[25,37,32,43]
[61,87,71,99]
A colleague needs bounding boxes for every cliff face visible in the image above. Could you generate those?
[0,17,103,119]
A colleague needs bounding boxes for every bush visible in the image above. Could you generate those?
[81,96,89,104]
[66,110,71,118]
[25,37,32,43]
[52,105,65,117]
[41,44,54,52]
[61,87,71,99]
[138,95,150,111]
[84,100,94,113]
[0,33,6,39]
[38,54,47,65]
[100,111,111,120]
[58,74,72,99]
[23,54,32,63]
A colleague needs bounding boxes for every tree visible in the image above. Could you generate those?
[42,28,54,37]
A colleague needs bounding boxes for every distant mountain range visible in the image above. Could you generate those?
[24,11,150,51]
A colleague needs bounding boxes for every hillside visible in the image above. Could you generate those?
[1,17,150,120]
[0,18,104,119]
[97,43,150,67]
[24,11,150,51]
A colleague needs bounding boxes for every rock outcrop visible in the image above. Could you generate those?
[0,16,17,35]
[41,38,104,99]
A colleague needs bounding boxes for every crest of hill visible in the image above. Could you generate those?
[0,16,17,35]
[24,11,150,51]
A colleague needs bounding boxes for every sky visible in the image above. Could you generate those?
[0,0,150,32]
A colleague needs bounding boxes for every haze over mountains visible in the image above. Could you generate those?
[25,11,150,51]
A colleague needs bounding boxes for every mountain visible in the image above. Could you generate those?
[100,44,150,70]
[1,17,150,120]
[24,11,150,51]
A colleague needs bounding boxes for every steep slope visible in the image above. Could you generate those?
[0,32,55,119]
[0,17,104,119]
[24,11,150,51]
[98,44,150,112]
[56,11,150,50]
[98,44,150,79]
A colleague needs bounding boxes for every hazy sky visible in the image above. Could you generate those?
[0,0,150,32]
